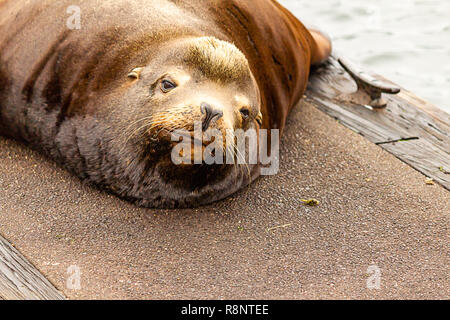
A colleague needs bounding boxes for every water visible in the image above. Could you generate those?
[279,0,450,113]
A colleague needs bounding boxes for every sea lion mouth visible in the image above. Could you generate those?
[174,131,216,147]
[150,128,217,146]
[151,127,227,163]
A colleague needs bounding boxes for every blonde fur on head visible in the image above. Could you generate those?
[184,37,250,82]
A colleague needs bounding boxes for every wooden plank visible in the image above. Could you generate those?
[306,56,450,190]
[0,235,65,300]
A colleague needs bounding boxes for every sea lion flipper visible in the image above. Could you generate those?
[308,28,333,66]
[306,24,400,108]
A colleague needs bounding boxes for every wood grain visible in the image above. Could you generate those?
[0,235,65,300]
[306,56,450,190]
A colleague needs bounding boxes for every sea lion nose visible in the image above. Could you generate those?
[200,102,223,131]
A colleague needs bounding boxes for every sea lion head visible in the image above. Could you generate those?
[130,37,262,139]
[108,37,263,207]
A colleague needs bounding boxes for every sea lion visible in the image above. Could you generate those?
[0,0,332,208]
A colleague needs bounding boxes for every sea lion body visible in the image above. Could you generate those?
[0,0,331,208]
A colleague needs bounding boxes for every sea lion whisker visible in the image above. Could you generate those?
[233,144,251,180]
[119,120,163,152]
[119,117,155,141]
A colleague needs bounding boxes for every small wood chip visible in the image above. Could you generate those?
[301,199,320,206]
[267,223,293,232]
[439,166,450,174]
[425,178,435,185]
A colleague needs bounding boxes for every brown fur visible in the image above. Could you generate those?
[185,37,250,83]
[0,0,332,208]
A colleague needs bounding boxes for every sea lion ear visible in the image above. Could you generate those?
[127,67,144,80]
[256,111,263,126]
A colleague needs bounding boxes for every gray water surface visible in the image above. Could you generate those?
[279,0,450,113]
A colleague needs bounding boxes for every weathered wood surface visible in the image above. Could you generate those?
[0,235,65,300]
[306,56,450,190]
[0,54,448,300]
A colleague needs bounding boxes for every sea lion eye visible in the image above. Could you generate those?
[240,107,250,119]
[161,80,177,93]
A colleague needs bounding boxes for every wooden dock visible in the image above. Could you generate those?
[0,55,448,300]
[0,235,64,300]
[307,55,449,190]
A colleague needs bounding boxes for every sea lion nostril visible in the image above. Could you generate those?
[201,102,222,118]
[201,103,223,131]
